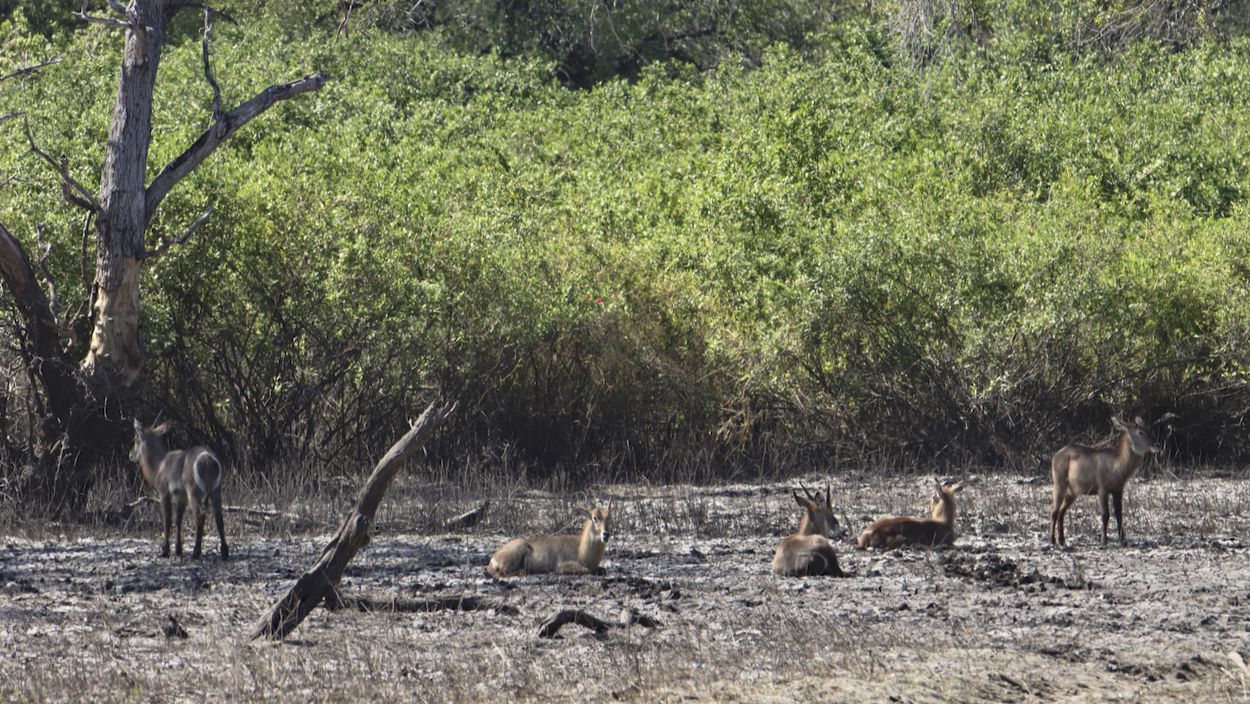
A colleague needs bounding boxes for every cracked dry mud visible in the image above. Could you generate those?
[3,473,1250,702]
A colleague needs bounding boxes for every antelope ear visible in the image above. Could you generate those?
[153,421,173,436]
[1134,416,1146,427]
[1111,416,1127,430]
[573,505,592,519]
[133,419,143,433]
[950,482,965,493]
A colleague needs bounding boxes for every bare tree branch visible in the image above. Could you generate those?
[141,205,213,260]
[0,58,62,83]
[145,72,331,221]
[200,7,224,123]
[74,0,136,29]
[33,223,58,316]
[322,0,356,73]
[23,120,99,212]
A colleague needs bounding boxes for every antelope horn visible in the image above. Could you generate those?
[800,483,818,501]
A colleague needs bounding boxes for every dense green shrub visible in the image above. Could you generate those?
[2,14,1250,486]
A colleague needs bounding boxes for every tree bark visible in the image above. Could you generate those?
[80,0,167,389]
[0,222,109,508]
[251,401,458,641]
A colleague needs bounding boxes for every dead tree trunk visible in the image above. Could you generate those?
[251,401,458,641]
[0,4,331,508]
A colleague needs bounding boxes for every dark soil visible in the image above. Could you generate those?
[2,473,1249,702]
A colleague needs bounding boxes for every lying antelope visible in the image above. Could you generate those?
[772,485,848,577]
[130,419,229,560]
[1050,415,1161,546]
[486,502,612,578]
[858,480,963,549]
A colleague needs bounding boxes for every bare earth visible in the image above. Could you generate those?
[3,473,1250,702]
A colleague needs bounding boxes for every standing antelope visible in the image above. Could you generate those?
[486,502,612,578]
[130,419,229,561]
[1049,415,1161,546]
[858,480,963,549]
[772,485,849,577]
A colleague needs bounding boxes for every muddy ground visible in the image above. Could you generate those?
[3,472,1250,702]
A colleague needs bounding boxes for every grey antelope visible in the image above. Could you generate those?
[858,480,963,549]
[772,485,848,577]
[1050,415,1161,546]
[486,502,612,577]
[130,419,229,560]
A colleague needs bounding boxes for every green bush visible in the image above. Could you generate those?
[3,16,1250,485]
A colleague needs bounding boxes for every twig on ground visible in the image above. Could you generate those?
[444,500,490,531]
[538,609,662,638]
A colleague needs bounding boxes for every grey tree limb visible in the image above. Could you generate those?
[249,401,458,641]
[144,72,331,222]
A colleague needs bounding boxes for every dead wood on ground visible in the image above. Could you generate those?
[538,609,662,638]
[325,592,519,615]
[444,500,490,531]
[249,400,458,641]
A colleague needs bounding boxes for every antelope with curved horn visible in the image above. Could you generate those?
[1050,415,1161,546]
[772,484,848,577]
[858,479,963,550]
[487,501,612,577]
[130,419,229,560]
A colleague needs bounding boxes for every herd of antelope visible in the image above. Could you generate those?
[129,414,1162,574]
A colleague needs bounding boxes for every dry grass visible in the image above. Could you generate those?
[3,466,1250,702]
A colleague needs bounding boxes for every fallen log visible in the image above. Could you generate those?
[249,400,458,641]
[444,500,490,531]
[325,592,519,616]
[538,609,663,638]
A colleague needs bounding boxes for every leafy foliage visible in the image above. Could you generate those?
[2,7,1250,485]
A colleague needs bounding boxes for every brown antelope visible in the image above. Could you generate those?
[858,480,963,550]
[1049,415,1161,546]
[486,502,612,578]
[772,485,848,577]
[130,419,229,561]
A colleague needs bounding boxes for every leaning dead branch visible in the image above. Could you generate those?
[538,609,663,638]
[250,400,458,641]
